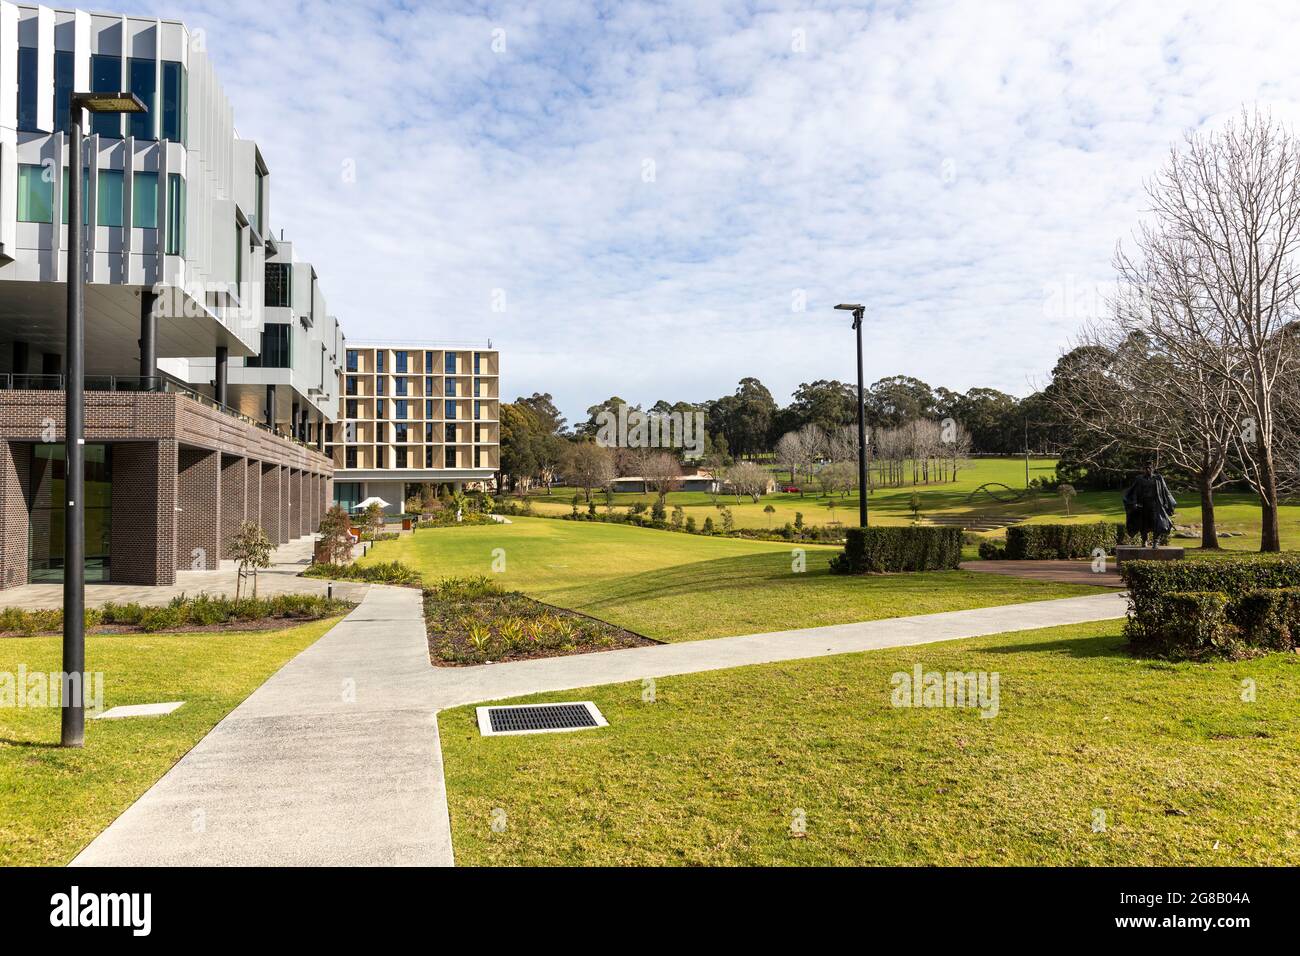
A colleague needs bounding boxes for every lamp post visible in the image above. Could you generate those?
[834,303,869,528]
[61,91,147,749]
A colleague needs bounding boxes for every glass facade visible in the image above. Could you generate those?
[17,47,38,131]
[61,168,90,225]
[166,173,186,255]
[97,169,125,227]
[334,481,362,512]
[90,54,123,137]
[133,172,159,228]
[28,444,112,584]
[17,165,53,223]
[53,51,74,133]
[445,352,457,374]
[161,61,187,143]
[248,324,290,368]
[129,57,156,139]
[265,262,291,307]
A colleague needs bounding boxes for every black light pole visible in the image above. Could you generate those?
[61,91,147,749]
[835,303,869,528]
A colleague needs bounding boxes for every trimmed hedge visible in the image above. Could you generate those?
[303,560,422,586]
[1122,555,1300,658]
[829,526,963,574]
[1005,522,1133,560]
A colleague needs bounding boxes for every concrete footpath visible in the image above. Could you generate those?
[73,589,1128,867]
[72,586,451,867]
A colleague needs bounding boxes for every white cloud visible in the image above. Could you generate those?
[128,0,1300,421]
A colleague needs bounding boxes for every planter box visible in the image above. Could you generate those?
[1116,545,1185,567]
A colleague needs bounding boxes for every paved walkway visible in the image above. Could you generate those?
[72,586,450,866]
[0,536,371,609]
[72,589,1128,867]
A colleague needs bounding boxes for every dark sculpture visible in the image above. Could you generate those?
[1122,462,1177,547]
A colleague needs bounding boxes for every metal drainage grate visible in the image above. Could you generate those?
[476,701,609,737]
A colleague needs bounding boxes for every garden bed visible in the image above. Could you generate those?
[424,576,657,665]
[0,593,354,638]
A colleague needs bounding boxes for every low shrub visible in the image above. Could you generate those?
[1005,522,1133,560]
[1121,554,1300,648]
[0,593,353,636]
[1145,591,1235,659]
[1230,588,1300,653]
[416,511,494,529]
[978,541,1008,560]
[302,560,422,586]
[829,526,963,574]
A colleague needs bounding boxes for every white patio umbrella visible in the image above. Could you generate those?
[353,496,391,512]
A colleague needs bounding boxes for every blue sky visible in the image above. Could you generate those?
[128,0,1300,423]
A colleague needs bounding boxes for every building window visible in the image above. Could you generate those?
[446,379,457,397]
[346,399,358,418]
[474,352,482,375]
[345,376,357,396]
[346,349,358,372]
[376,399,385,419]
[425,352,433,373]
[425,447,433,468]
[475,447,484,468]
[445,352,457,374]
[376,377,386,396]
[129,58,156,140]
[91,55,123,137]
[445,447,457,468]
[395,400,407,420]
[248,323,290,368]
[161,61,187,143]
[395,423,408,442]
[61,168,90,225]
[445,400,456,420]
[18,165,53,223]
[166,174,186,255]
[92,170,124,227]
[345,447,357,469]
[376,352,385,373]
[425,423,434,443]
[264,262,291,307]
[396,351,408,373]
[474,378,482,397]
[17,47,39,131]
[474,400,482,420]
[395,377,408,397]
[133,172,159,228]
[445,423,456,443]
[53,51,74,134]
[376,447,386,469]
[253,168,266,235]
[234,221,244,288]
[426,400,434,419]
[396,447,407,469]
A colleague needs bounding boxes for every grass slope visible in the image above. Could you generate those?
[364,517,1102,642]
[0,617,342,866]
[441,620,1300,866]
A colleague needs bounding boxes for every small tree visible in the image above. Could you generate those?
[231,521,272,599]
[727,461,771,503]
[671,504,685,530]
[361,501,385,541]
[908,491,923,525]
[1058,483,1077,516]
[763,503,776,528]
[318,505,354,565]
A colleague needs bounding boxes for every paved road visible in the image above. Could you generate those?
[73,589,1128,867]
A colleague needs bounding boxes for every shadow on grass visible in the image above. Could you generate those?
[979,634,1131,659]
[0,737,63,749]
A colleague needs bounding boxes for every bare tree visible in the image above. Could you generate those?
[566,442,616,502]
[1116,108,1300,551]
[775,430,803,485]
[642,452,683,501]
[726,461,771,503]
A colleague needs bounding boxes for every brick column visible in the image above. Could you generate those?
[245,458,261,532]
[111,440,177,584]
[297,469,308,536]
[220,455,247,559]
[261,463,283,545]
[177,447,221,572]
[0,442,32,590]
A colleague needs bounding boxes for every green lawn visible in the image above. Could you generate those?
[0,617,341,866]
[362,517,1105,642]
[440,619,1300,865]
[518,457,1300,551]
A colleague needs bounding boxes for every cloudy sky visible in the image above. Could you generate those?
[125,0,1300,424]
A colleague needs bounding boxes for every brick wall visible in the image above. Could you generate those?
[261,463,283,545]
[177,448,221,572]
[111,441,177,585]
[220,455,248,560]
[0,442,32,589]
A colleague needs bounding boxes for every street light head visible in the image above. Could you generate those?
[834,304,864,312]
[72,91,148,113]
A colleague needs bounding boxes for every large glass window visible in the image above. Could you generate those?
[346,349,358,372]
[474,352,482,375]
[376,352,385,373]
[161,61,186,143]
[253,169,265,235]
[18,165,53,223]
[376,377,386,396]
[132,171,159,228]
[166,173,185,255]
[426,400,434,419]
[395,400,408,420]
[395,423,408,442]
[445,352,457,374]
[91,55,123,137]
[446,379,457,397]
[128,58,156,139]
[445,400,456,420]
[396,447,408,469]
[17,47,39,131]
[396,351,408,373]
[445,423,456,443]
[346,398,358,418]
[97,169,125,227]
[53,51,75,133]
[395,377,407,397]
[234,221,243,288]
[444,447,456,468]
[425,352,433,373]
[28,445,112,583]
[250,323,291,368]
[345,376,357,396]
[265,262,291,307]
[344,447,357,469]
[61,167,90,225]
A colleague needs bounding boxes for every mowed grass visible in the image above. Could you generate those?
[362,517,1105,642]
[0,617,341,866]
[440,620,1300,866]
[520,457,1300,551]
